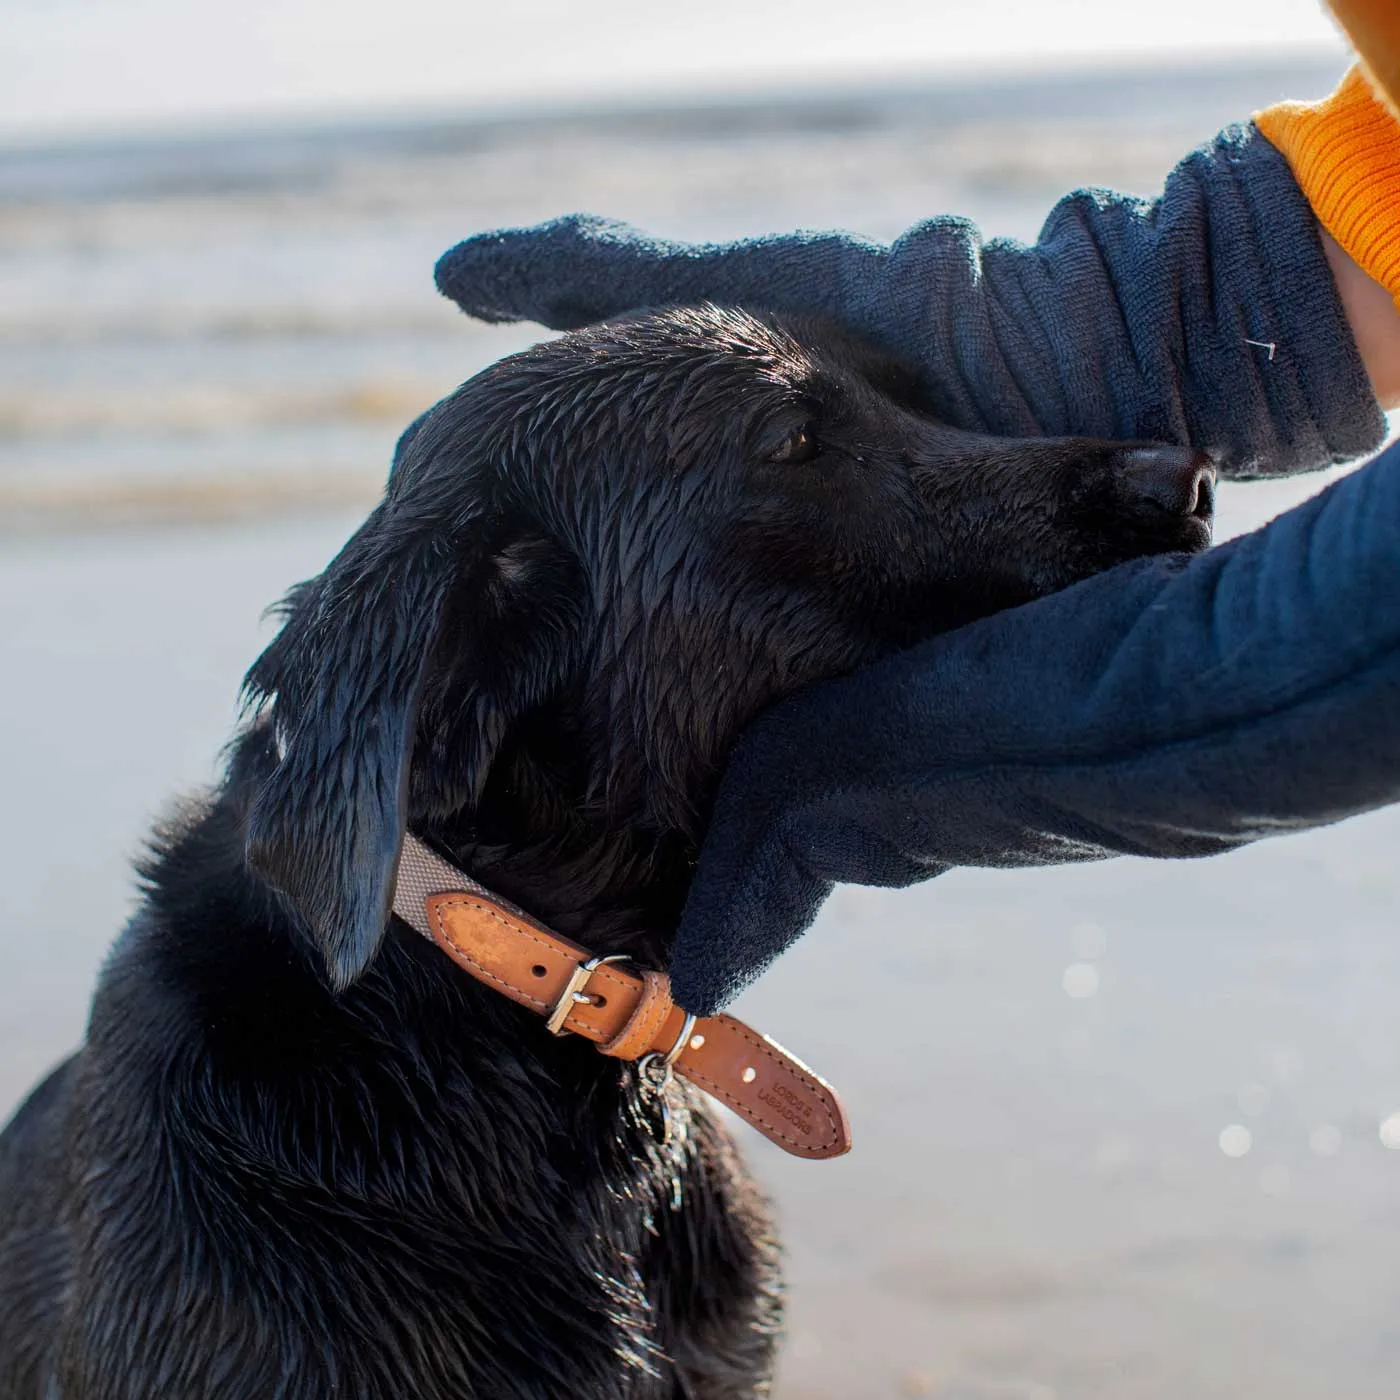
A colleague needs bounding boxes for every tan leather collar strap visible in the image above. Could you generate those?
[392,833,850,1160]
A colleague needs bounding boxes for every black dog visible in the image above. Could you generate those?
[0,306,1214,1399]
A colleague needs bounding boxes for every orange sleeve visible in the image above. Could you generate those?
[1257,64,1400,309]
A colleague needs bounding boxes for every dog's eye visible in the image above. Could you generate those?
[768,425,819,465]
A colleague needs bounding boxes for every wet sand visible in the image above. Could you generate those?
[4,476,1400,1400]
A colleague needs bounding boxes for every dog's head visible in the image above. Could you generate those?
[244,305,1214,987]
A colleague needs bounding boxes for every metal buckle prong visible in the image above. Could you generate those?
[545,953,630,1036]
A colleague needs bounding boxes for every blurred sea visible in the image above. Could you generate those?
[6,54,1400,1400]
[0,55,1354,533]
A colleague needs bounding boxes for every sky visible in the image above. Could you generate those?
[2,0,1348,141]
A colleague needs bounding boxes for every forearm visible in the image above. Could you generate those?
[1323,229,1400,408]
[1257,64,1400,412]
[438,130,1385,476]
[671,436,1400,1013]
[873,128,1382,475]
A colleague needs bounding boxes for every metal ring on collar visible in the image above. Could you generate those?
[636,1012,698,1095]
[660,1011,698,1070]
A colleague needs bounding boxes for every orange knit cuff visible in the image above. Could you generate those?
[1257,65,1400,311]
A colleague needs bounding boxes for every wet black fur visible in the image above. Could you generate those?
[0,307,1212,1399]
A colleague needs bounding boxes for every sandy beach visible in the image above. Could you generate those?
[4,56,1399,1399]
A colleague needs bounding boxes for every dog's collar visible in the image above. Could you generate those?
[391,833,850,1160]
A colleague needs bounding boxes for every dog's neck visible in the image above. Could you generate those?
[418,737,709,971]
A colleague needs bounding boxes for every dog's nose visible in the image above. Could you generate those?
[1119,446,1217,520]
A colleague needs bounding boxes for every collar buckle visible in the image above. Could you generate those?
[544,953,631,1035]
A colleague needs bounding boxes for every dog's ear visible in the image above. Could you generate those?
[242,497,462,989]
[242,445,588,991]
[409,534,587,824]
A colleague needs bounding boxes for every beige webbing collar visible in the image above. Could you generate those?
[392,833,851,1160]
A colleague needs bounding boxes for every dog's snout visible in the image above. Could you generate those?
[1120,446,1217,520]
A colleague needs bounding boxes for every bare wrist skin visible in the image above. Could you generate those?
[1324,227,1400,410]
